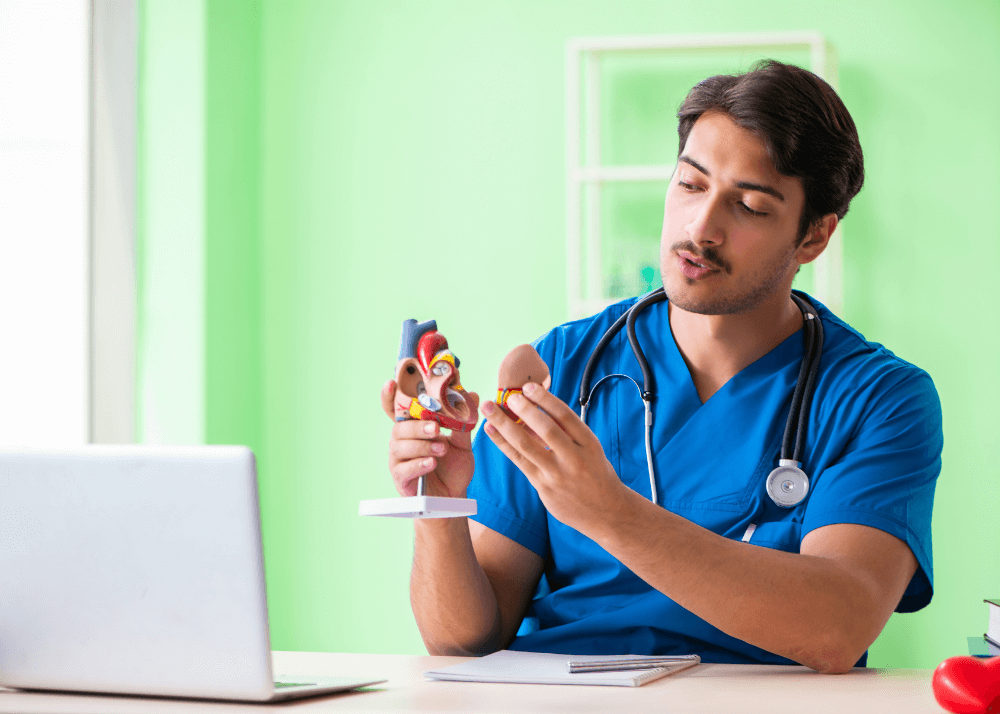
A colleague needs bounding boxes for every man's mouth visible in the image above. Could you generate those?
[678,250,718,271]
[675,250,722,280]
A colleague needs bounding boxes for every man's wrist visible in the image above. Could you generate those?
[414,514,472,541]
[411,473,469,499]
[585,482,663,550]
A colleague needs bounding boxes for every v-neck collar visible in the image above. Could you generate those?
[661,299,809,408]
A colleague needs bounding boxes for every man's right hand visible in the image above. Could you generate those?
[381,379,480,498]
[381,379,543,656]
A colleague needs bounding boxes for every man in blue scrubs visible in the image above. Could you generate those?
[381,61,941,673]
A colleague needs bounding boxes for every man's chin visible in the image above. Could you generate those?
[662,278,727,316]
[663,283,767,317]
[668,294,741,316]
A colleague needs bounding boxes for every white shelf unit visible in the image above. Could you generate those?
[565,32,841,319]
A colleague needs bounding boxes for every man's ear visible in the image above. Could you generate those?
[796,213,839,266]
[395,358,424,398]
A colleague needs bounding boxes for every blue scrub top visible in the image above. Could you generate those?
[468,293,942,666]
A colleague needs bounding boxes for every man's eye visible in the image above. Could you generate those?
[739,202,768,217]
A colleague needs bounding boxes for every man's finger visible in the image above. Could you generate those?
[391,456,437,495]
[482,401,553,474]
[481,417,539,482]
[392,418,441,442]
[518,382,593,446]
[389,437,447,465]
[506,391,575,453]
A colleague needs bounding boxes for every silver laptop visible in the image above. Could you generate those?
[0,445,385,702]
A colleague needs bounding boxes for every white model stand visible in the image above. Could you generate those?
[566,32,842,319]
[359,477,476,519]
[358,495,477,519]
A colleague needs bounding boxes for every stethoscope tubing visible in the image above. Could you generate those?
[625,288,669,401]
[785,293,824,464]
[579,288,669,411]
[576,288,822,509]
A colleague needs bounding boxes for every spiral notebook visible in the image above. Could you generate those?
[424,650,699,687]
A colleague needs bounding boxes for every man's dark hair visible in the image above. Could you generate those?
[677,60,865,242]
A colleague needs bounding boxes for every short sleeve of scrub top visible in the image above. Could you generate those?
[797,318,942,613]
[467,294,942,663]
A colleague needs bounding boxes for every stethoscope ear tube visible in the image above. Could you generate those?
[579,288,668,412]
[577,288,667,505]
[793,307,823,465]
[625,288,668,402]
[782,294,814,460]
[787,292,823,464]
[579,310,630,413]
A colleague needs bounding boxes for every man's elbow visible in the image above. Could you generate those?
[810,657,857,675]
[795,629,870,674]
[426,642,496,657]
[420,624,502,658]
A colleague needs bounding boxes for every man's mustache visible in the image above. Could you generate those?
[670,241,733,275]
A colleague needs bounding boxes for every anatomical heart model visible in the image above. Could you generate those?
[393,319,478,433]
[358,319,478,519]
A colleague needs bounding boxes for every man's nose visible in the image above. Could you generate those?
[685,194,725,246]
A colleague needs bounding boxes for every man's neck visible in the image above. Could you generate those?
[669,292,804,404]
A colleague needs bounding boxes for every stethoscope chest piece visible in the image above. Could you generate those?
[766,459,810,508]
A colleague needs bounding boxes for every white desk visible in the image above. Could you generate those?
[0,651,944,713]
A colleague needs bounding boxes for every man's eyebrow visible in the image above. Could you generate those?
[678,155,709,175]
[678,154,786,202]
[735,181,785,202]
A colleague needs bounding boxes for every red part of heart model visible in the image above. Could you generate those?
[932,656,1000,714]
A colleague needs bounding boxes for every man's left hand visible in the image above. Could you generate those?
[480,382,631,533]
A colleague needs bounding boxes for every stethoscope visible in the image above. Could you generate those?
[577,287,823,509]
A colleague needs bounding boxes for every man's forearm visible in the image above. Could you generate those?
[587,488,903,673]
[410,518,501,656]
[480,386,915,672]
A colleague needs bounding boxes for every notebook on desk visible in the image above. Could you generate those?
[0,445,385,702]
[425,650,700,687]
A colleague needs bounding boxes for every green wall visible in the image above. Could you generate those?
[139,0,1000,667]
[205,2,262,458]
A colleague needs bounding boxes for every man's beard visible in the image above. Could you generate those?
[663,240,796,316]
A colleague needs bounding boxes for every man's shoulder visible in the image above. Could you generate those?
[809,295,939,404]
[531,296,641,353]
[543,296,640,336]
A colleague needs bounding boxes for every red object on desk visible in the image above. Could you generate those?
[932,656,1000,714]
